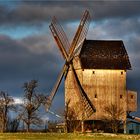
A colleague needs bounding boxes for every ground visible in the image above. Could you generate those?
[0,133,139,140]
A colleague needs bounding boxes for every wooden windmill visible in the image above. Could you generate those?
[46,10,96,119]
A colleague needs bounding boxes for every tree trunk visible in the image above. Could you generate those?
[27,124,30,132]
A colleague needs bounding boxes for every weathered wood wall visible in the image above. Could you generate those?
[127,90,137,112]
[65,58,137,121]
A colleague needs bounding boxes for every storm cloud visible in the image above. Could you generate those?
[0,1,140,26]
[0,34,63,96]
[0,0,140,116]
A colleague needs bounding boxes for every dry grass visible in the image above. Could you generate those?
[0,133,139,140]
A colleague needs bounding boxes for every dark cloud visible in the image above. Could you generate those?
[0,0,140,116]
[0,35,64,97]
[0,1,140,26]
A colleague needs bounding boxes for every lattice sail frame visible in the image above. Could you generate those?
[47,10,96,119]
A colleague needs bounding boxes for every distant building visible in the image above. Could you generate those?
[127,120,140,134]
[65,40,137,132]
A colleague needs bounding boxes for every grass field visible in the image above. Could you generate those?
[0,133,139,140]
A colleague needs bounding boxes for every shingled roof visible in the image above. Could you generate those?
[79,40,131,70]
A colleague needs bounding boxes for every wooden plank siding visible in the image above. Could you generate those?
[65,58,137,121]
[127,90,137,112]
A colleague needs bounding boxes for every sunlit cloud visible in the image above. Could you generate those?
[14,97,23,104]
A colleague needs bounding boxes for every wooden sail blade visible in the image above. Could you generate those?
[49,23,68,60]
[70,63,96,119]
[51,17,71,55]
[69,10,90,57]
[48,10,95,119]
[69,38,85,62]
[45,64,69,111]
[50,11,90,63]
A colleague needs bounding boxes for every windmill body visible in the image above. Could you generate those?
[65,40,137,126]
[48,10,137,132]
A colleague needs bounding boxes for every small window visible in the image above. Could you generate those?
[131,95,134,99]
[120,95,123,99]
[93,71,95,74]
[95,94,97,98]
[121,71,123,75]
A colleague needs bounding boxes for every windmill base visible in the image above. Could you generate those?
[65,120,125,133]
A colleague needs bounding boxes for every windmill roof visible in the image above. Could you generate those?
[79,40,131,70]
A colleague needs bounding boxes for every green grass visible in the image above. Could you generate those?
[0,133,139,140]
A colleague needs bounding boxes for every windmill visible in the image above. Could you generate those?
[46,10,96,120]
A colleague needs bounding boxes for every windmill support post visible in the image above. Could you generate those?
[81,121,84,133]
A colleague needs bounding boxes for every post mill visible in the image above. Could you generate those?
[46,10,137,133]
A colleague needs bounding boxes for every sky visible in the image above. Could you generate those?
[0,0,140,119]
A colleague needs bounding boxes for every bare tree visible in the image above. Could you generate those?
[103,103,125,133]
[64,100,80,133]
[0,91,15,132]
[7,118,20,132]
[18,80,45,132]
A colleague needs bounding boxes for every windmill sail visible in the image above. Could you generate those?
[69,10,90,56]
[45,64,69,111]
[48,10,96,119]
[49,23,68,59]
[51,17,71,54]
[71,63,96,119]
